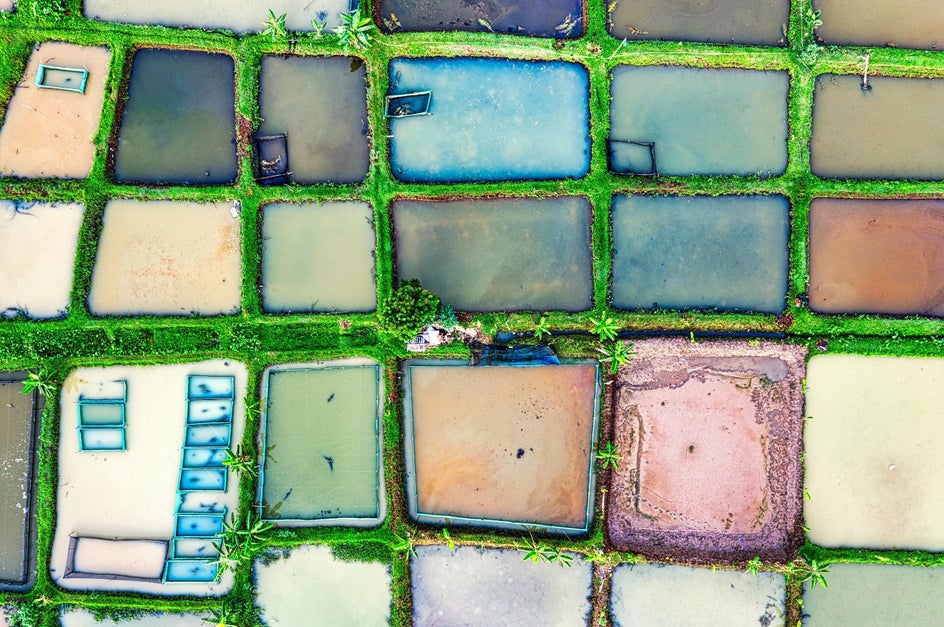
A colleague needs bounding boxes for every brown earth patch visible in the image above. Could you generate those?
[606,337,805,564]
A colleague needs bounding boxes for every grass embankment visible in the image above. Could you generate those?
[1,0,943,624]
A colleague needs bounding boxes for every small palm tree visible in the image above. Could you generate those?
[597,341,635,374]
[262,9,288,42]
[534,316,551,341]
[335,7,376,51]
[223,445,258,479]
[589,314,619,342]
[21,369,55,398]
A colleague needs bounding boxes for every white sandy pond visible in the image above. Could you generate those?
[50,359,247,595]
[804,354,944,551]
[0,42,111,179]
[254,544,391,626]
[0,201,83,319]
[87,200,242,316]
[83,0,349,32]
[60,609,206,626]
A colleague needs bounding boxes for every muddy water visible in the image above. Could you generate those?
[254,545,391,626]
[814,0,944,49]
[261,363,382,523]
[809,198,944,316]
[811,75,944,179]
[393,196,592,312]
[611,564,786,626]
[609,66,789,176]
[0,42,111,179]
[258,56,369,185]
[805,355,944,551]
[388,57,590,183]
[114,49,236,185]
[0,380,35,584]
[412,546,593,626]
[0,201,84,319]
[609,0,788,45]
[262,202,376,313]
[87,200,241,316]
[84,0,348,32]
[803,563,944,625]
[611,194,790,313]
[378,0,584,37]
[405,362,598,531]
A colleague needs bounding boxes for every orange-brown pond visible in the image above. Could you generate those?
[809,198,944,316]
[404,360,599,533]
[608,338,805,563]
[814,0,944,49]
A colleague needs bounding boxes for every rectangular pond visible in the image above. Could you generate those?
[403,359,600,534]
[609,65,789,177]
[377,0,584,37]
[608,0,789,46]
[261,201,376,314]
[412,546,592,626]
[811,74,944,180]
[0,42,111,179]
[809,198,944,316]
[51,360,247,595]
[393,196,592,312]
[814,0,944,49]
[114,49,237,185]
[84,0,348,32]
[0,376,38,589]
[387,57,590,183]
[611,194,790,313]
[88,200,242,317]
[804,355,944,551]
[260,360,384,526]
[0,201,84,320]
[258,55,369,185]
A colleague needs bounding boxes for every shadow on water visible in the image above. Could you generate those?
[393,196,593,312]
[114,49,237,185]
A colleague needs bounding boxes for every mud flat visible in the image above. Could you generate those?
[804,355,944,550]
[803,563,944,625]
[404,360,599,533]
[0,42,111,179]
[0,201,84,319]
[411,545,592,626]
[808,198,944,316]
[607,338,805,563]
[254,545,391,626]
[87,200,242,316]
[610,563,786,626]
[50,360,247,595]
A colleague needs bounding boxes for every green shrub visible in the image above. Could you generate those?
[379,280,440,340]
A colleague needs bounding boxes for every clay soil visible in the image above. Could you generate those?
[606,338,805,564]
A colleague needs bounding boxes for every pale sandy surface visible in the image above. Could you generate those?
[0,42,110,179]
[412,545,592,627]
[0,1,12,11]
[254,545,391,626]
[84,0,348,31]
[87,200,242,316]
[804,355,944,550]
[803,563,944,625]
[405,361,598,530]
[51,360,246,595]
[0,201,83,319]
[611,563,786,626]
[61,608,206,626]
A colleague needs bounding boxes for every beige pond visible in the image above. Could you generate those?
[50,360,247,595]
[0,201,83,319]
[88,200,242,316]
[0,42,111,179]
[254,545,391,626]
[0,1,12,11]
[804,355,944,550]
[60,609,205,626]
[405,361,599,532]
